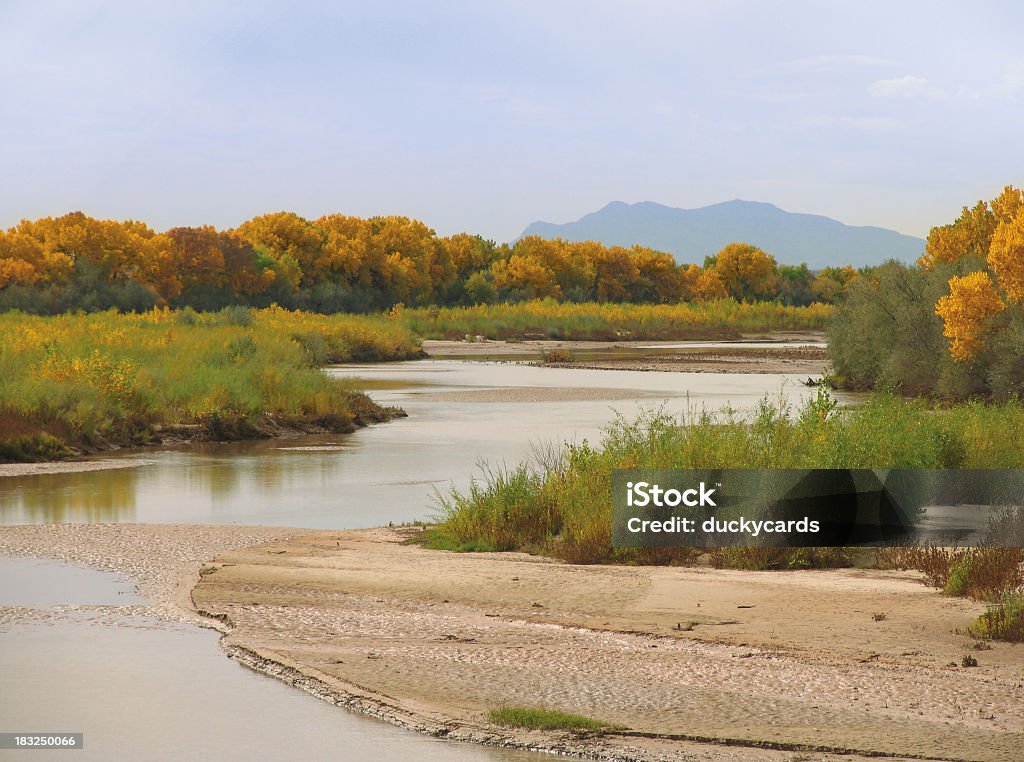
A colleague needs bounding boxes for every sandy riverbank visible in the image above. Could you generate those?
[422,336,830,376]
[4,523,1012,761]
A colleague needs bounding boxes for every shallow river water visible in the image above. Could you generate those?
[0,359,825,526]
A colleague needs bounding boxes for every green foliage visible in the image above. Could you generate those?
[428,394,1024,565]
[827,260,978,396]
[968,593,1024,642]
[487,706,616,733]
[0,433,75,463]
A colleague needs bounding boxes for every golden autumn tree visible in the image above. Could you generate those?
[988,201,1024,303]
[364,216,443,304]
[9,213,181,301]
[586,245,639,302]
[165,226,275,296]
[491,254,562,300]
[707,243,778,302]
[236,212,325,289]
[315,214,371,285]
[916,190,1022,269]
[0,229,73,284]
[0,257,39,288]
[693,267,729,301]
[934,271,1005,361]
[630,247,683,303]
[507,237,593,299]
[812,265,858,303]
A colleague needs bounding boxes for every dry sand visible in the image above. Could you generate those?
[421,337,830,376]
[3,523,1021,761]
[552,346,829,376]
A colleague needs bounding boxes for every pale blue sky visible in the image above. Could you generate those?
[1,1,1021,241]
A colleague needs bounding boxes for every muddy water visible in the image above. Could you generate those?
[0,358,828,527]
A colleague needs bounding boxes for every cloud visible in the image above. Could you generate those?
[868,75,944,99]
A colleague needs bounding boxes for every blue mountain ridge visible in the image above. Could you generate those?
[520,199,924,269]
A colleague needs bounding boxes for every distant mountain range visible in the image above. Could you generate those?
[520,200,925,269]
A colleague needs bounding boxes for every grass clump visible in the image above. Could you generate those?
[487,706,616,733]
[708,547,854,570]
[428,392,1024,567]
[541,349,574,364]
[968,593,1024,642]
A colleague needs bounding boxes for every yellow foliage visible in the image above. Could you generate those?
[709,243,779,301]
[0,257,39,287]
[693,268,728,301]
[988,211,1024,303]
[935,272,1005,361]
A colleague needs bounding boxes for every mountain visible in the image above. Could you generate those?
[520,200,924,269]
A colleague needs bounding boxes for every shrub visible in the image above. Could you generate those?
[969,593,1024,642]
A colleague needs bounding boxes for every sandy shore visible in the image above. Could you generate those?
[0,459,159,479]
[422,336,830,376]
[551,345,829,375]
[3,523,1020,761]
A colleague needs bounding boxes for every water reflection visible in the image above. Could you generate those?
[0,469,140,524]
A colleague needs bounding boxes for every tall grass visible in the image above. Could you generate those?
[399,299,832,341]
[0,306,422,460]
[427,393,1024,566]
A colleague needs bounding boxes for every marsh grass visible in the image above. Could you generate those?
[428,394,1024,568]
[0,306,422,460]
[401,299,831,341]
[487,706,617,733]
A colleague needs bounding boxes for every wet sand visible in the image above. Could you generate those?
[3,523,1016,762]
[0,459,157,478]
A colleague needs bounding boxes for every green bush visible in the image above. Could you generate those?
[969,593,1024,642]
[427,393,1024,565]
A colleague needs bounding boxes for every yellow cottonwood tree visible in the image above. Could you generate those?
[988,209,1024,303]
[708,242,778,301]
[934,271,1005,361]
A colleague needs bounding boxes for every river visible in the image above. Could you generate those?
[0,348,828,760]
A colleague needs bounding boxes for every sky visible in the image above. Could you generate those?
[1,1,1021,242]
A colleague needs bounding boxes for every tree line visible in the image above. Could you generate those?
[0,211,861,314]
